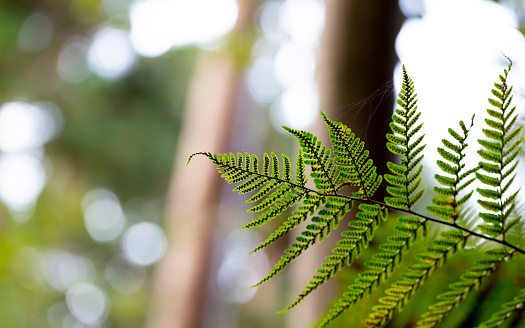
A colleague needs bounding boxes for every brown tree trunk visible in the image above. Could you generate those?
[318,0,403,170]
[147,51,241,328]
[286,2,403,327]
[147,2,259,328]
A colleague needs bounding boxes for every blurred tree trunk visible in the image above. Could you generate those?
[318,0,403,171]
[147,2,259,328]
[286,2,403,327]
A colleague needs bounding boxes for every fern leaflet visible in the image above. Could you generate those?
[416,248,514,328]
[385,65,426,210]
[187,151,311,230]
[476,288,525,327]
[281,204,388,312]
[363,230,469,327]
[282,126,338,194]
[254,195,352,286]
[318,67,429,327]
[427,117,478,223]
[476,59,523,239]
[318,215,427,328]
[321,111,383,198]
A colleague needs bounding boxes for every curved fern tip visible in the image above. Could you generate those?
[502,53,512,68]
[281,125,292,133]
[186,151,206,165]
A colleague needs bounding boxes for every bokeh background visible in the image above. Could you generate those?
[1,0,525,327]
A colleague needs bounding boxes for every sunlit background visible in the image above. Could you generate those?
[1,0,525,327]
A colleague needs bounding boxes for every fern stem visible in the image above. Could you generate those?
[365,199,525,255]
[321,189,525,254]
[324,192,525,255]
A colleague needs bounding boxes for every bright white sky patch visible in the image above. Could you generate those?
[88,27,136,80]
[399,0,425,17]
[82,193,126,243]
[0,101,61,219]
[66,282,109,326]
[274,41,316,88]
[396,0,525,125]
[0,154,46,214]
[257,0,325,133]
[130,0,238,57]
[395,0,525,207]
[271,81,319,131]
[279,0,325,47]
[258,1,286,42]
[0,102,53,152]
[122,222,167,266]
[40,250,96,292]
[246,56,281,103]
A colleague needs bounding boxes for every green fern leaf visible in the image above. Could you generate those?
[384,66,425,211]
[188,151,312,230]
[282,126,338,193]
[476,288,525,328]
[477,60,523,239]
[321,112,382,198]
[249,194,325,254]
[254,196,352,286]
[281,204,387,312]
[318,215,427,328]
[428,118,477,223]
[415,248,513,328]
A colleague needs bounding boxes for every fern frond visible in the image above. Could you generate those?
[385,66,425,210]
[282,204,388,312]
[318,215,427,328]
[363,229,469,327]
[254,196,352,286]
[427,116,477,223]
[476,59,524,240]
[189,61,525,328]
[415,248,514,328]
[476,288,525,327]
[321,112,383,198]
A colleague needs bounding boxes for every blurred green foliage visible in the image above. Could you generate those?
[0,0,198,327]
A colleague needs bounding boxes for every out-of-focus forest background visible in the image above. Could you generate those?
[0,0,525,327]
